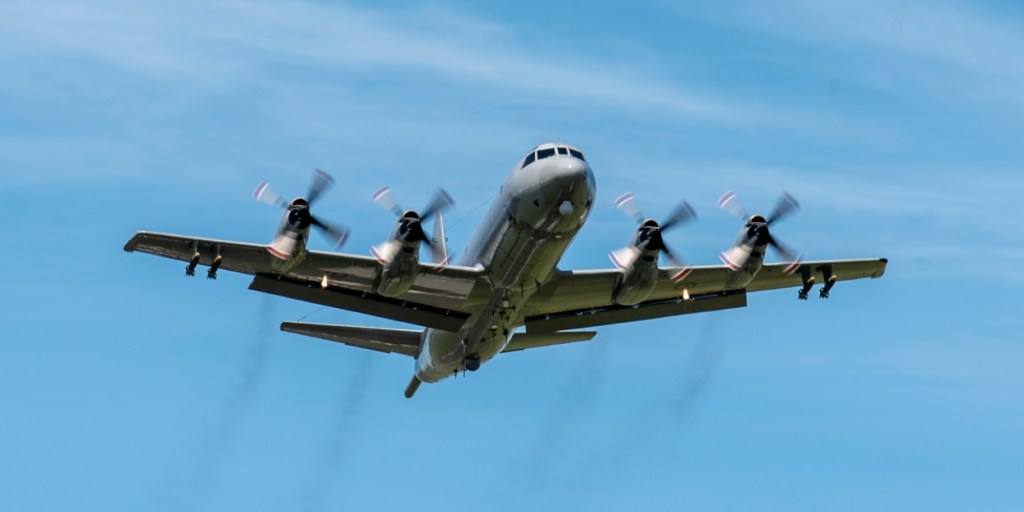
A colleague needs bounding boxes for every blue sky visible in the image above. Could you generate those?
[3,0,1023,510]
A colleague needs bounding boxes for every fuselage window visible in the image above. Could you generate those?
[557,147,568,155]
[523,152,536,167]
[536,148,556,160]
[569,149,585,161]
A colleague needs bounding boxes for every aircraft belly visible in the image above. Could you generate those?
[415,223,581,382]
[414,158,594,384]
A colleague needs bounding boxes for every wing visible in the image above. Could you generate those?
[522,258,887,333]
[124,231,485,330]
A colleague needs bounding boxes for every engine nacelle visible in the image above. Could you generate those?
[612,248,660,306]
[372,242,420,297]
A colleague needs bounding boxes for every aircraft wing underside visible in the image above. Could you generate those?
[522,259,888,333]
[124,231,485,329]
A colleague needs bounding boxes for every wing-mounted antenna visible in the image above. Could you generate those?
[431,210,449,267]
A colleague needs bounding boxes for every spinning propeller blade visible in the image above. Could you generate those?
[421,189,454,222]
[768,192,799,225]
[254,169,350,258]
[660,201,698,232]
[370,186,455,263]
[253,182,287,208]
[372,186,403,216]
[614,193,645,223]
[310,216,350,249]
[610,193,696,271]
[717,191,747,220]
[719,191,802,271]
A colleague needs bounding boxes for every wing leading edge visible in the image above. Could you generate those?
[124,231,486,329]
[523,258,887,332]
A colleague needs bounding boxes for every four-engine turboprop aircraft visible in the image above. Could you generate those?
[124,143,887,397]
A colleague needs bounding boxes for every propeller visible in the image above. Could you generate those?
[717,191,802,272]
[253,169,350,259]
[611,193,697,276]
[371,186,454,264]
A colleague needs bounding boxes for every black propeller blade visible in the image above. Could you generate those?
[767,192,799,225]
[306,168,335,206]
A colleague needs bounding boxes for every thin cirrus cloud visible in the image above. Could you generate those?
[718,0,1024,103]
[1,0,808,126]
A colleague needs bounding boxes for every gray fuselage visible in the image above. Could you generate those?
[414,147,596,382]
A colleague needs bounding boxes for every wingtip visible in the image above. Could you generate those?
[123,231,146,252]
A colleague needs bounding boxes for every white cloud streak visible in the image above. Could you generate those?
[717,0,1024,104]
[1,0,756,122]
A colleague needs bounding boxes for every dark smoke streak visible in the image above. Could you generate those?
[299,351,374,512]
[666,317,723,421]
[503,341,608,500]
[583,317,724,486]
[148,296,276,511]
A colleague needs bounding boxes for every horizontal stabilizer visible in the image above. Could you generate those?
[281,322,422,357]
[503,330,597,353]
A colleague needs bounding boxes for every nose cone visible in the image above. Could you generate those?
[519,155,595,233]
[548,156,593,192]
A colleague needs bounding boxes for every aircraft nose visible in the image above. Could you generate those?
[551,156,594,192]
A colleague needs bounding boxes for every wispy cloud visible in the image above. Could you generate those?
[707,0,1024,104]
[0,0,830,126]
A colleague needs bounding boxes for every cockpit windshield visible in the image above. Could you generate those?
[522,145,586,168]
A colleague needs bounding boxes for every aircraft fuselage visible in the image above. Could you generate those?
[415,148,596,382]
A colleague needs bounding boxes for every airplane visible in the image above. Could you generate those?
[123,142,887,398]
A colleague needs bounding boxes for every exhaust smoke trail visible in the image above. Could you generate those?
[502,340,608,502]
[575,317,724,499]
[148,296,277,511]
[299,351,374,512]
[666,316,723,422]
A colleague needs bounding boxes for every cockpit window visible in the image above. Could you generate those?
[537,148,556,160]
[523,152,536,167]
[557,146,568,155]
[569,149,585,161]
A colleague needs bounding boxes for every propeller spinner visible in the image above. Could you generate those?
[253,169,350,260]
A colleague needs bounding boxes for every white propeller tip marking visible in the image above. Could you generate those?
[719,252,741,271]
[671,268,692,283]
[370,245,386,264]
[253,181,269,200]
[371,186,391,202]
[609,247,639,270]
[783,258,803,275]
[267,246,290,260]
